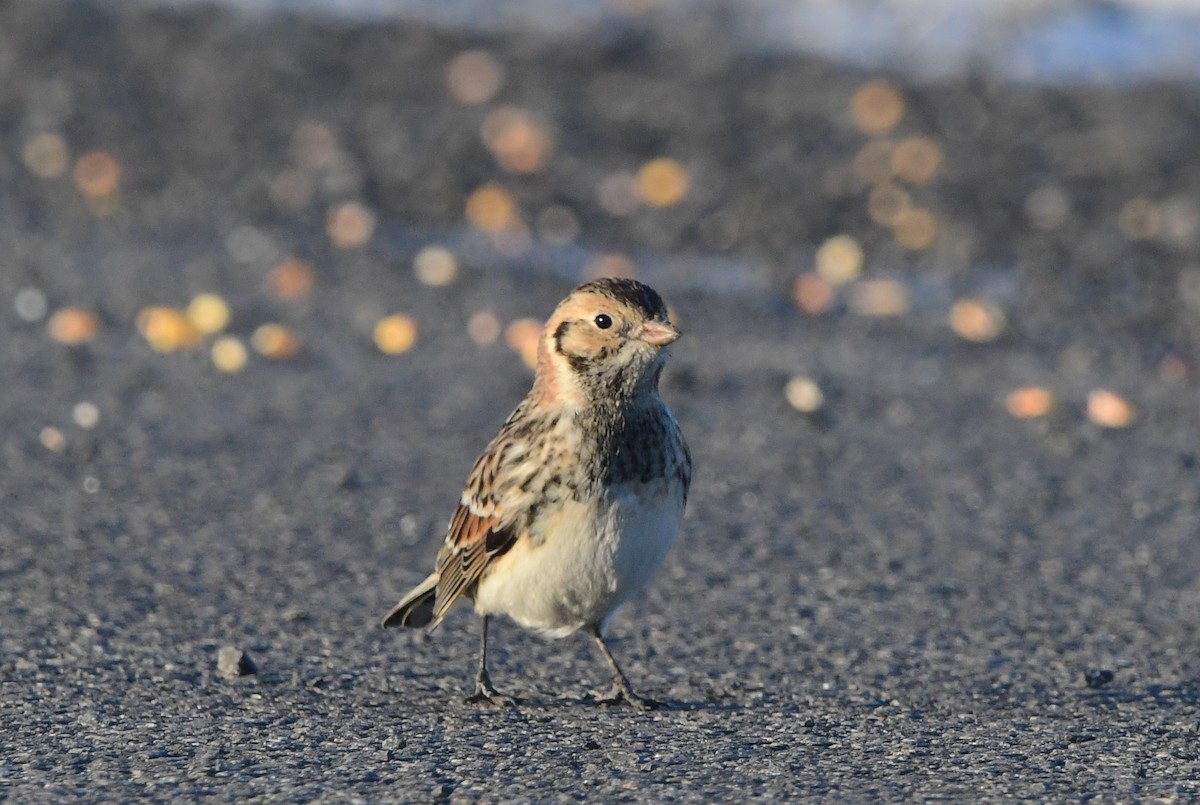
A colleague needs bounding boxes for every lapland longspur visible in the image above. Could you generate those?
[381,278,691,710]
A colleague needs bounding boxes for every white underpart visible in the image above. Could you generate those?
[472,476,685,638]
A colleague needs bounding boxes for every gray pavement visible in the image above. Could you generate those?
[2,2,1199,800]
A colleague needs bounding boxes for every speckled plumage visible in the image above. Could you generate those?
[381,278,690,709]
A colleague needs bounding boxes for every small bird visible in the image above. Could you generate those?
[381,277,691,710]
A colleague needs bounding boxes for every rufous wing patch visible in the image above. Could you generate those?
[431,504,517,624]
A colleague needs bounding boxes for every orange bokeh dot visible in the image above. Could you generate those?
[467,310,502,346]
[815,235,864,285]
[850,80,905,136]
[74,150,120,199]
[1006,387,1054,419]
[893,207,938,250]
[636,158,690,207]
[373,314,419,355]
[24,133,70,179]
[327,201,376,249]
[1087,389,1134,428]
[793,272,834,315]
[266,259,315,299]
[482,107,551,174]
[138,306,201,353]
[504,317,542,370]
[252,323,301,359]
[466,184,519,232]
[949,297,1003,343]
[48,307,100,346]
[891,136,943,184]
[446,50,504,105]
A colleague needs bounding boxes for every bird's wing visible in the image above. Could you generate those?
[430,503,517,625]
[428,414,539,626]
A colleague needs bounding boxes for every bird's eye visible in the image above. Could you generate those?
[594,314,613,330]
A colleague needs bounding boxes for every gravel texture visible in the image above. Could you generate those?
[2,1,1199,800]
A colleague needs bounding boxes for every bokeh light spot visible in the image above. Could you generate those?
[23,133,70,179]
[949,297,1004,343]
[636,158,690,207]
[374,314,419,355]
[867,183,911,226]
[186,293,231,335]
[466,183,519,232]
[413,245,459,287]
[138,306,200,352]
[40,426,66,452]
[252,323,301,359]
[505,317,541,370]
[467,310,502,346]
[74,150,120,199]
[891,136,942,184]
[482,106,552,174]
[446,50,504,105]
[48,307,100,346]
[72,401,100,429]
[785,376,824,413]
[1087,389,1134,428]
[1006,387,1054,419]
[815,235,864,285]
[892,207,938,250]
[793,272,834,315]
[327,201,376,249]
[851,80,905,136]
[212,336,248,373]
[266,259,315,300]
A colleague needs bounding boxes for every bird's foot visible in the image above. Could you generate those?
[463,677,519,707]
[590,684,661,711]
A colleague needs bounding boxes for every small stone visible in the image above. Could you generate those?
[218,647,257,679]
[1084,669,1114,689]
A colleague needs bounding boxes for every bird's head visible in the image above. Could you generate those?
[534,277,679,406]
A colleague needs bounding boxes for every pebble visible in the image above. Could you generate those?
[218,647,257,679]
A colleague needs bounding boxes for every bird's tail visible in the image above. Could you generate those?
[380,572,439,629]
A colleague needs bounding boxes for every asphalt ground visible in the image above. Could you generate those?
[2,1,1199,800]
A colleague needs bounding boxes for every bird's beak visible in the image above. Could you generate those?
[637,319,681,346]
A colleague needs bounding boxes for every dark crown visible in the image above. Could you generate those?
[577,278,668,321]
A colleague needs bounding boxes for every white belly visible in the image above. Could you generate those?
[472,478,684,638]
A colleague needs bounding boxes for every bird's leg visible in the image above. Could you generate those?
[464,615,517,706]
[589,626,660,711]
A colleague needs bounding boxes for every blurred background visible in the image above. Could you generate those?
[5,0,1200,378]
[5,0,1200,797]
